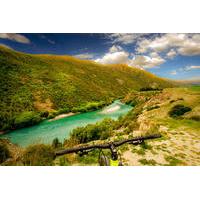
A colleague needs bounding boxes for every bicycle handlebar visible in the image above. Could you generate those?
[55,134,161,156]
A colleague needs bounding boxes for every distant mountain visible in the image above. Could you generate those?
[0,45,174,130]
[176,79,200,85]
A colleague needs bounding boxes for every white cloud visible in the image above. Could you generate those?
[109,45,123,53]
[95,45,165,68]
[166,49,177,59]
[95,51,129,64]
[177,41,200,56]
[170,70,177,75]
[130,53,165,69]
[185,65,200,70]
[0,33,30,44]
[137,33,200,56]
[106,33,147,45]
[74,53,94,59]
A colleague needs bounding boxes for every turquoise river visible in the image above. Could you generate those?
[0,100,132,147]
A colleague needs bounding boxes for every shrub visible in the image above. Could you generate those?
[178,98,184,101]
[71,101,107,113]
[40,111,49,118]
[140,141,152,150]
[189,115,200,121]
[59,156,70,166]
[146,105,160,111]
[0,143,10,164]
[140,87,161,91]
[69,118,115,144]
[170,100,175,103]
[76,149,99,165]
[164,155,183,166]
[47,111,58,119]
[14,111,42,129]
[52,138,62,149]
[22,144,55,166]
[145,125,159,135]
[169,104,192,118]
[57,108,70,115]
[139,159,157,166]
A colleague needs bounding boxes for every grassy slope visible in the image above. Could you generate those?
[121,86,200,166]
[0,46,174,130]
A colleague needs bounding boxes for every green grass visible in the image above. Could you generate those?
[139,158,157,166]
[76,149,99,165]
[163,118,200,131]
[188,85,200,91]
[164,155,184,166]
[140,141,153,150]
[0,45,174,130]
[135,148,146,155]
[133,142,152,155]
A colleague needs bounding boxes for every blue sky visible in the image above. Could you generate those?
[0,33,200,80]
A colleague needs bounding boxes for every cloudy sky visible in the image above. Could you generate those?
[0,33,200,80]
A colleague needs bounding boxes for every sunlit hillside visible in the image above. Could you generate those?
[0,46,174,130]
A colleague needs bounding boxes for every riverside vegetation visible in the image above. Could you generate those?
[0,46,199,166]
[1,86,199,166]
[0,46,174,131]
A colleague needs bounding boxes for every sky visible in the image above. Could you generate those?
[0,33,200,80]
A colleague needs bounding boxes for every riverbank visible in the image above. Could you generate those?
[0,100,133,147]
[101,105,120,113]
[48,112,77,121]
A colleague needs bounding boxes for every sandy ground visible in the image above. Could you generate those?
[48,112,76,121]
[101,105,120,114]
[122,127,200,166]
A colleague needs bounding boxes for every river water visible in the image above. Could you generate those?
[0,100,132,147]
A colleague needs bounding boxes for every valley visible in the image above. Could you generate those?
[0,46,199,166]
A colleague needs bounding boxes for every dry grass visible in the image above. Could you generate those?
[122,87,200,166]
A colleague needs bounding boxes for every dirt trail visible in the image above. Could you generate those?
[122,126,200,166]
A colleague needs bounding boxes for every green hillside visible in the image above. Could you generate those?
[0,46,174,130]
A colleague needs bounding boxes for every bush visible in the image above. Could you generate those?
[52,138,62,149]
[146,105,160,111]
[170,100,175,103]
[56,108,70,115]
[72,101,107,113]
[169,104,192,118]
[40,111,49,118]
[189,115,200,121]
[0,143,10,164]
[140,87,161,91]
[139,159,157,166]
[22,144,55,166]
[47,111,58,119]
[165,156,183,166]
[14,111,42,129]
[69,118,115,144]
[140,141,152,150]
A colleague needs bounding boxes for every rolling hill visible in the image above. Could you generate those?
[0,45,174,130]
